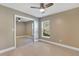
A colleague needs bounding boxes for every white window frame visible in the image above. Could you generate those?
[41,20,50,38]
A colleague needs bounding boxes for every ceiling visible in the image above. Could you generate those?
[16,15,33,22]
[1,3,79,18]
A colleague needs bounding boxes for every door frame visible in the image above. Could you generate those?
[14,14,34,48]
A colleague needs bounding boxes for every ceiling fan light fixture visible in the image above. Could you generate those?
[40,8,45,13]
[31,3,54,14]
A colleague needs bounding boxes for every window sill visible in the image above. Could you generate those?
[42,36,50,38]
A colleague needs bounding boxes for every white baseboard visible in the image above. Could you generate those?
[34,39,39,42]
[16,35,32,38]
[0,46,16,54]
[39,39,79,52]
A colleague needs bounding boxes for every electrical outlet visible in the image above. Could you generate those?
[59,40,62,42]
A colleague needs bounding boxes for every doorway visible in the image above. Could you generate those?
[14,15,34,48]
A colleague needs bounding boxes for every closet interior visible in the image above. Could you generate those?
[16,16,34,47]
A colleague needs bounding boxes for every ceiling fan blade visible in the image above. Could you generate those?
[40,3,44,8]
[45,3,54,8]
[31,6,40,9]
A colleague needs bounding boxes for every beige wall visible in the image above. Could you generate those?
[0,5,37,50]
[16,22,26,36]
[16,21,33,36]
[25,21,33,36]
[39,7,79,48]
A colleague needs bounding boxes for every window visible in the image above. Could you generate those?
[41,20,50,38]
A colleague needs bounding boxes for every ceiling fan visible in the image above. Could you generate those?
[30,3,54,13]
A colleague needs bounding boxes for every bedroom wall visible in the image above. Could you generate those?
[0,5,38,50]
[16,22,26,36]
[39,7,79,48]
[16,21,33,36]
[25,21,33,36]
